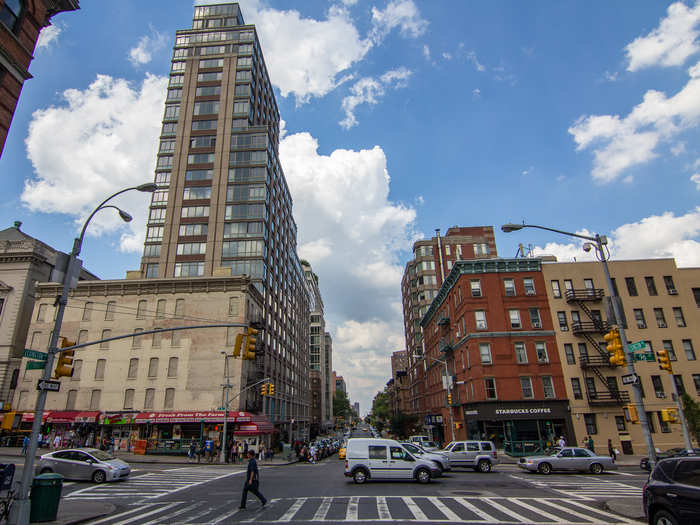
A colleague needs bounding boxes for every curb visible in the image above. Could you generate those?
[602,500,646,521]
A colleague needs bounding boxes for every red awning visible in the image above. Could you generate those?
[234,421,278,435]
[76,411,100,423]
[22,411,50,423]
[46,411,82,424]
[133,411,255,424]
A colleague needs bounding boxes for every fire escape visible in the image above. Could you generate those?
[566,288,630,405]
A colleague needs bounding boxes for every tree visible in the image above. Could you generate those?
[389,411,419,439]
[681,393,700,445]
[333,390,352,421]
[370,390,391,432]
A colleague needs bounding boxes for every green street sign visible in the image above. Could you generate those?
[24,349,47,361]
[633,352,655,362]
[628,341,647,352]
[26,360,46,370]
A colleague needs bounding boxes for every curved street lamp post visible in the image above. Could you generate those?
[11,183,156,525]
[501,223,657,467]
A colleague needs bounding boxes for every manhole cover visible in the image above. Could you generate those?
[452,491,481,496]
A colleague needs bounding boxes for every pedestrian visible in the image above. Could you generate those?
[239,450,266,510]
[188,440,196,462]
[196,440,203,463]
[587,436,594,452]
[608,439,616,461]
[205,438,214,462]
[52,434,61,450]
[21,435,29,456]
[243,440,249,456]
[259,444,266,461]
[582,436,588,448]
[558,436,566,449]
[237,442,243,463]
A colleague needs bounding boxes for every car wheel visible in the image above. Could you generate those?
[652,509,679,525]
[589,463,603,475]
[39,467,53,474]
[352,469,368,484]
[92,470,107,484]
[477,460,492,473]
[415,468,431,484]
[537,462,552,475]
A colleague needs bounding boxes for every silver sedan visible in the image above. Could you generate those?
[36,448,131,483]
[518,446,617,474]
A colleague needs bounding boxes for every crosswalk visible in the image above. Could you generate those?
[510,473,643,500]
[86,496,640,524]
[65,467,243,501]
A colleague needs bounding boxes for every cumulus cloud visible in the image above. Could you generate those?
[369,0,428,43]
[569,60,700,182]
[35,24,62,51]
[603,70,619,82]
[339,67,412,129]
[21,74,167,250]
[531,208,700,268]
[692,173,700,190]
[128,26,168,66]
[626,1,700,72]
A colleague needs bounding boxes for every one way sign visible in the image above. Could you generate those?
[36,379,61,392]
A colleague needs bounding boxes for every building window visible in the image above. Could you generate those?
[663,340,677,361]
[132,328,143,349]
[94,359,106,380]
[100,329,111,350]
[673,307,686,327]
[509,310,521,329]
[615,415,626,431]
[663,276,677,294]
[77,330,88,345]
[144,388,155,409]
[585,377,597,399]
[542,376,555,398]
[66,390,77,410]
[174,262,204,277]
[557,311,568,331]
[175,299,185,319]
[0,0,24,32]
[474,243,489,255]
[657,412,671,433]
[177,242,206,255]
[551,280,561,298]
[520,377,534,399]
[172,330,181,347]
[155,299,166,319]
[571,378,583,399]
[168,357,178,377]
[583,414,597,435]
[82,302,93,321]
[228,296,239,316]
[625,277,638,296]
[654,308,667,328]
[693,288,700,307]
[578,342,589,361]
[523,278,536,295]
[127,358,138,379]
[71,360,82,381]
[474,311,487,330]
[484,377,497,399]
[504,279,516,296]
[105,301,116,321]
[470,280,482,297]
[136,300,147,319]
[148,358,159,378]
[146,226,164,241]
[683,340,696,361]
[535,342,549,363]
[564,344,575,365]
[164,388,175,409]
[124,389,135,409]
[479,343,492,365]
[514,342,528,364]
[693,374,700,396]
[651,375,665,397]
[152,329,162,348]
[674,374,686,396]
[36,304,48,322]
[645,277,658,296]
[90,390,101,410]
[634,309,647,329]
[529,308,542,329]
[193,101,219,115]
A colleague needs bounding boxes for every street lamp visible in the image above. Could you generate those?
[11,183,157,525]
[220,351,232,464]
[500,222,657,467]
[413,354,455,443]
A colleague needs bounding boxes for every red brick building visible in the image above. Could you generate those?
[0,0,79,156]
[420,258,574,450]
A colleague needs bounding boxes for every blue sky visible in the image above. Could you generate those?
[1,0,699,414]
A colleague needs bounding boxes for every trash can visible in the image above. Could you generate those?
[30,473,63,522]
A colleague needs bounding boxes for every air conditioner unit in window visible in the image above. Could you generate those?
[656,392,666,399]
[668,289,678,295]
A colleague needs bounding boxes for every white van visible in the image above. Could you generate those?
[344,438,440,484]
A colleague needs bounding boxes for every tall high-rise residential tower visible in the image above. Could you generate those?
[140,3,310,439]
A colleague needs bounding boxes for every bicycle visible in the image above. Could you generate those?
[0,464,16,523]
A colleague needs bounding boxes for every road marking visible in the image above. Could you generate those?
[140,502,205,525]
[401,496,428,521]
[428,497,461,521]
[279,498,306,521]
[452,497,497,522]
[377,496,391,520]
[311,497,332,521]
[346,496,359,521]
[510,497,569,522]
[481,498,528,522]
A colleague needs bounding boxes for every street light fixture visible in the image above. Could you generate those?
[500,221,657,468]
[11,182,157,525]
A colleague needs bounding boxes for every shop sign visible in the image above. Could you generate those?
[495,408,552,416]
[424,414,443,426]
[463,401,568,420]
[134,410,254,424]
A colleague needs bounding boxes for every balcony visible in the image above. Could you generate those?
[572,321,609,335]
[579,354,615,368]
[437,317,450,326]
[587,391,630,405]
[565,289,604,303]
[438,339,453,354]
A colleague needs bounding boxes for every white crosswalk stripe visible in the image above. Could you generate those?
[510,473,643,500]
[66,467,243,501]
[86,496,640,524]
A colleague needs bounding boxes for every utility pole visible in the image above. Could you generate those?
[220,352,231,463]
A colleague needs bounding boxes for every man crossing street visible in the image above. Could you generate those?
[240,450,266,510]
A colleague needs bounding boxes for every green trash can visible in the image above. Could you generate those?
[30,473,63,522]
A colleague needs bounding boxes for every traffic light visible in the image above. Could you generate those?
[54,338,75,379]
[261,383,268,396]
[243,327,258,360]
[660,408,679,423]
[604,327,625,366]
[233,333,244,358]
[268,383,275,396]
[624,404,639,424]
[657,349,672,372]
[447,393,452,405]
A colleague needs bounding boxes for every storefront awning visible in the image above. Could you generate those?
[234,421,278,435]
[133,410,256,424]
[22,411,50,423]
[44,411,101,424]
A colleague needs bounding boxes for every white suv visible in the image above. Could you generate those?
[441,440,499,472]
[344,438,440,484]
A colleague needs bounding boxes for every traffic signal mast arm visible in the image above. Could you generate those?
[223,376,272,409]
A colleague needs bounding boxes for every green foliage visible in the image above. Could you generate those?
[681,393,700,445]
[371,391,391,421]
[333,389,352,418]
[389,412,419,440]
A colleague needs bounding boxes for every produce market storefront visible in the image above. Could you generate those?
[100,412,139,451]
[462,401,574,456]
[20,411,101,448]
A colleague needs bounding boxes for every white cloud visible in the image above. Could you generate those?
[626,1,700,72]
[36,24,62,51]
[340,0,359,5]
[472,88,481,98]
[339,67,412,129]
[369,0,428,43]
[422,44,431,61]
[531,208,700,267]
[521,166,534,176]
[569,59,700,182]
[21,74,167,250]
[466,51,486,72]
[603,70,619,82]
[128,26,168,66]
[442,52,452,60]
[692,173,700,190]
[671,141,687,156]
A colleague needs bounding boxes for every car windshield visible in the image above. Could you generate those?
[424,441,438,448]
[543,447,561,456]
[88,449,115,461]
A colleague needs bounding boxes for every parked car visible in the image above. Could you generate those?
[338,440,347,460]
[440,440,499,472]
[518,446,617,475]
[37,448,130,483]
[641,448,700,471]
[344,438,440,484]
[644,456,700,525]
[400,442,451,473]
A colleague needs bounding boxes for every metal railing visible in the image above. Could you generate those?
[565,289,604,302]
